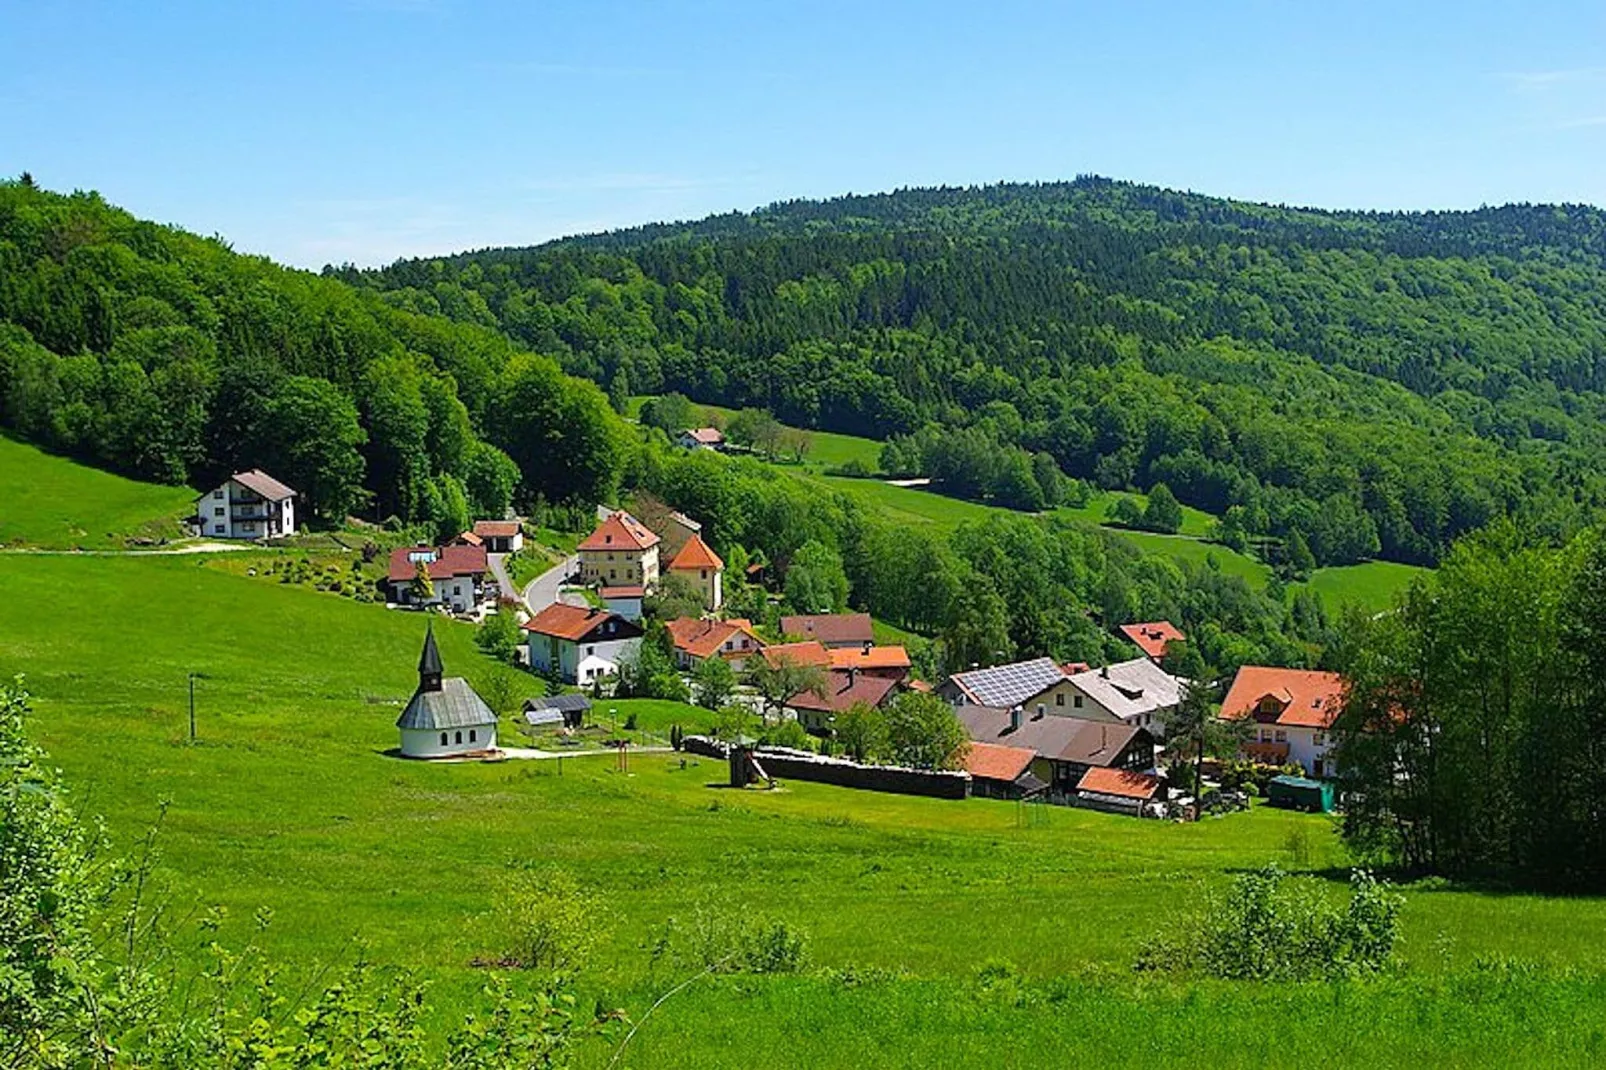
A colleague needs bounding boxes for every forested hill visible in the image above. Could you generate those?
[345,177,1606,567]
[0,180,631,533]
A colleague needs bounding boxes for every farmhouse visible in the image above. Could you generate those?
[386,544,490,614]
[678,427,725,451]
[471,520,523,554]
[1119,620,1185,662]
[1220,665,1345,778]
[195,470,296,541]
[786,669,901,735]
[578,511,661,590]
[963,741,1045,799]
[665,617,765,671]
[780,612,874,649]
[957,704,1156,795]
[394,625,497,759]
[523,603,644,685]
[667,533,725,612]
[1059,659,1186,738]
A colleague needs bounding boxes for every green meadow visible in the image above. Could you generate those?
[0,434,196,549]
[2,549,1604,1066]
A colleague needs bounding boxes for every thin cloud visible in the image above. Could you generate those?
[1500,67,1606,89]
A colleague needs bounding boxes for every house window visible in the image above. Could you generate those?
[1073,695,1083,709]
[587,646,595,656]
[213,490,223,499]
[214,524,225,534]
[1275,730,1287,743]
[607,552,614,561]
[701,569,708,579]
[1313,732,1327,746]
[455,731,462,744]
[469,729,477,743]
[440,732,447,745]
[1261,729,1274,743]
[213,507,224,516]
[1055,693,1065,707]
[609,570,616,579]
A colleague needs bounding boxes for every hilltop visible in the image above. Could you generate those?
[349,177,1606,569]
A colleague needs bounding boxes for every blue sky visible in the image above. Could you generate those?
[4,0,1604,267]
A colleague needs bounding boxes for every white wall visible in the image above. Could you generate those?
[1249,723,1336,777]
[399,722,497,758]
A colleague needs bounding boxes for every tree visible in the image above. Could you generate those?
[476,607,524,663]
[1162,677,1236,812]
[1105,496,1144,528]
[1285,530,1317,579]
[1141,483,1184,534]
[639,392,693,434]
[644,571,706,622]
[784,540,849,613]
[882,691,969,770]
[465,441,521,518]
[713,701,755,743]
[834,700,888,762]
[261,376,368,521]
[746,656,827,720]
[409,560,435,604]
[476,662,527,719]
[608,369,630,414]
[615,639,688,701]
[693,654,737,710]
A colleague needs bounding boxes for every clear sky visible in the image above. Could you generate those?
[4,0,1604,268]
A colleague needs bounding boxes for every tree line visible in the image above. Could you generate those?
[348,177,1606,569]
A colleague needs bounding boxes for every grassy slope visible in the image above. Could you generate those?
[2,551,1604,1065]
[627,398,1419,613]
[0,435,196,548]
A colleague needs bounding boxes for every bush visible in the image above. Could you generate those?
[759,719,812,750]
[492,868,603,973]
[1136,865,1401,981]
[650,902,809,975]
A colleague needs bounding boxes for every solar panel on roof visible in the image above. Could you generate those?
[955,657,1064,707]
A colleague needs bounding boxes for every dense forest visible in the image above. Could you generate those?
[0,179,631,537]
[346,178,1606,568]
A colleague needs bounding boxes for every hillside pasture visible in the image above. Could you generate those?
[0,434,195,549]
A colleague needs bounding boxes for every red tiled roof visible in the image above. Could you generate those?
[669,533,724,571]
[828,645,911,671]
[473,520,521,538]
[600,585,645,598]
[908,679,934,693]
[1076,767,1163,801]
[387,544,488,583]
[578,511,660,552]
[964,742,1037,783]
[784,670,898,714]
[684,427,724,444]
[523,603,619,642]
[666,617,763,660]
[1220,666,1345,729]
[762,641,832,668]
[1119,621,1185,660]
[779,613,874,646]
[453,530,484,546]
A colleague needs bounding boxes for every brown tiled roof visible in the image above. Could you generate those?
[1076,766,1163,800]
[387,544,488,583]
[964,742,1037,783]
[473,520,521,538]
[600,585,645,598]
[453,531,484,546]
[828,645,911,671]
[784,670,898,714]
[669,533,724,571]
[1220,666,1344,729]
[956,706,1150,767]
[684,427,724,445]
[523,603,629,642]
[1119,621,1186,660]
[578,511,660,552]
[231,469,296,501]
[666,617,763,660]
[779,613,874,646]
[762,641,832,668]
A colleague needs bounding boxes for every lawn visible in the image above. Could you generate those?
[0,434,196,548]
[1297,560,1427,615]
[4,551,1605,1066]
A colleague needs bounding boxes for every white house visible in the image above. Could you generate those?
[472,520,524,554]
[1220,666,1345,778]
[1059,658,1186,740]
[394,625,498,758]
[678,427,725,451]
[386,544,490,614]
[523,603,645,685]
[195,470,296,540]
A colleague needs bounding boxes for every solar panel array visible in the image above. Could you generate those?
[954,657,1065,708]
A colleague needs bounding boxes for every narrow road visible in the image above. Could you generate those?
[522,553,580,614]
[486,552,513,604]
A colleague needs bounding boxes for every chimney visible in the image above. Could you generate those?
[1009,705,1022,732]
[862,640,872,655]
[1100,665,1109,679]
[1101,723,1108,751]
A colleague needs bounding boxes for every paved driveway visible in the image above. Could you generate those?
[523,553,580,613]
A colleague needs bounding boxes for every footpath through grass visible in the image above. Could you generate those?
[0,435,195,548]
[2,551,1604,1065]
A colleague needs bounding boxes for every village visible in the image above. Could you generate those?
[195,436,1342,822]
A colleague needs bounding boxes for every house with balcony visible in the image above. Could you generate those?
[195,470,296,540]
[1219,666,1345,778]
[386,544,490,614]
